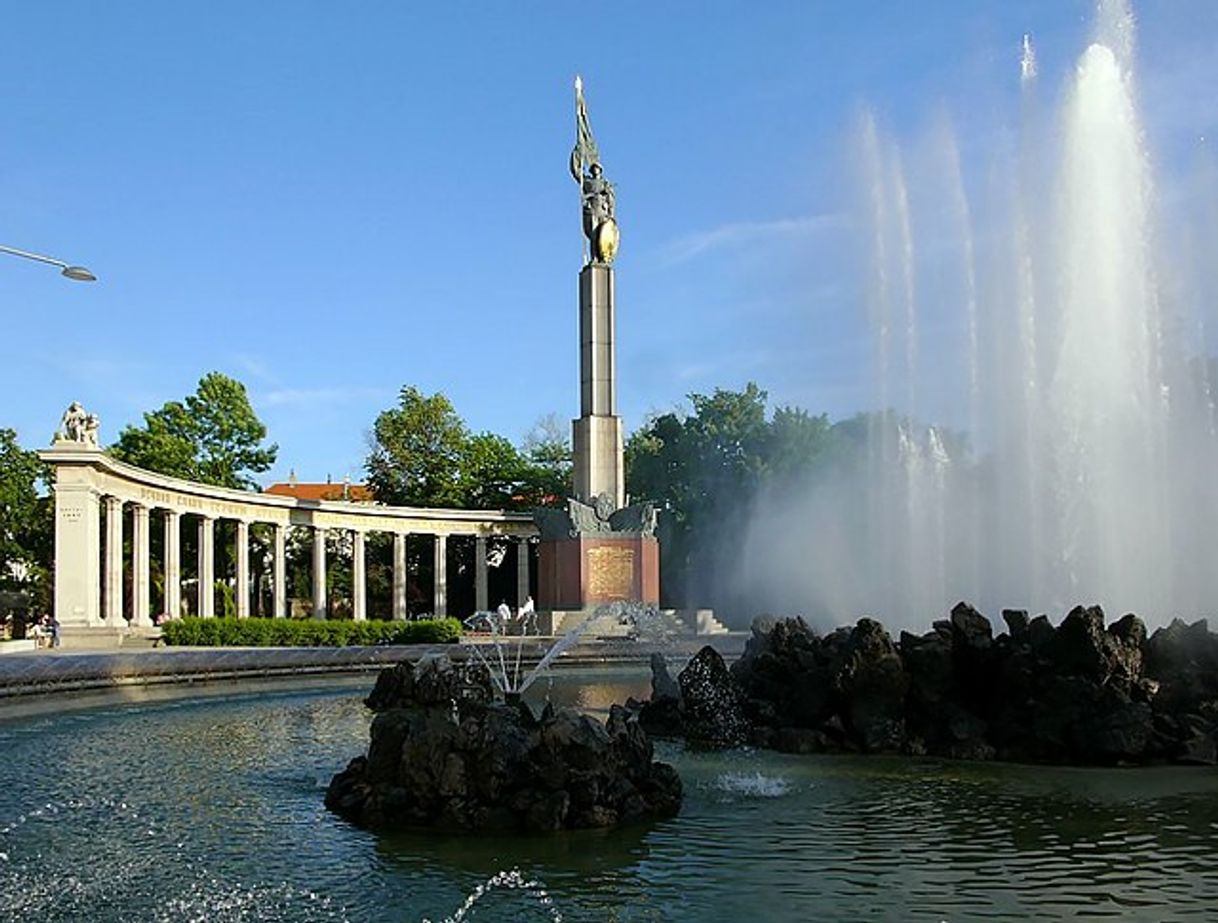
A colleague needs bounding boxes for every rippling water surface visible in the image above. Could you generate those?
[1,670,1216,922]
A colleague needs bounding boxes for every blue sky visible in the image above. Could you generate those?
[2,1,1215,485]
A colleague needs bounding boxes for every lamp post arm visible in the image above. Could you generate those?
[0,244,71,269]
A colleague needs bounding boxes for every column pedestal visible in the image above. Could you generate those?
[537,534,659,611]
[53,482,101,629]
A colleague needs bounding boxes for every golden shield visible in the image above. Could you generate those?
[594,218,620,264]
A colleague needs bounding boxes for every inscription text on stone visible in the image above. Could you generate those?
[587,546,634,600]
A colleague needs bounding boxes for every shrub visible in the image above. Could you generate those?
[161,617,462,647]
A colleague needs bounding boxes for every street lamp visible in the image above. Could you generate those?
[0,243,95,281]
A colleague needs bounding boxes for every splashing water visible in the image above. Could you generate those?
[1020,33,1037,83]
[713,772,793,799]
[463,602,666,697]
[421,869,563,923]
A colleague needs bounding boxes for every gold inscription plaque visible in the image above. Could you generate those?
[587,546,635,600]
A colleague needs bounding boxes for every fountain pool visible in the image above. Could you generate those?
[2,673,1217,922]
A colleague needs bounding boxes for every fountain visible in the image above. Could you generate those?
[325,625,684,832]
[735,0,1218,629]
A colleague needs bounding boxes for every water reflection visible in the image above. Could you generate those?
[0,676,1216,921]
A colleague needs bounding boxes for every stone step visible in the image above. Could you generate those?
[544,607,729,638]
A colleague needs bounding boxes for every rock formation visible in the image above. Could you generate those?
[326,654,682,832]
[640,604,1218,766]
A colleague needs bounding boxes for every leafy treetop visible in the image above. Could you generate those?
[111,372,277,490]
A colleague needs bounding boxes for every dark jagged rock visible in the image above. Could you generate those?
[679,645,749,746]
[647,604,1218,767]
[833,618,908,752]
[950,602,993,651]
[1002,609,1030,640]
[635,653,686,739]
[649,652,680,701]
[327,655,681,832]
[1146,618,1218,712]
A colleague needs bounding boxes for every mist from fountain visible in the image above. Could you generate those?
[735,0,1218,628]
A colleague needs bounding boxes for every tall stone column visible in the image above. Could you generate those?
[234,520,250,618]
[52,480,102,629]
[131,504,151,627]
[103,496,124,627]
[516,536,531,608]
[392,531,408,620]
[352,530,367,621]
[312,526,327,620]
[198,515,215,618]
[475,536,488,613]
[273,523,287,619]
[433,533,447,618]
[163,509,181,619]
[572,263,624,508]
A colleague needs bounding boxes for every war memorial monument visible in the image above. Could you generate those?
[35,77,669,645]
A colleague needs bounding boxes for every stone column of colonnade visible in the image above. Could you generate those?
[475,537,488,612]
[433,534,447,618]
[163,510,181,619]
[351,530,367,621]
[234,520,250,618]
[131,504,152,627]
[103,496,124,627]
[198,515,215,618]
[516,536,530,608]
[392,531,408,619]
[273,523,287,618]
[312,526,327,620]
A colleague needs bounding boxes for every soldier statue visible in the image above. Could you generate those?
[569,76,620,264]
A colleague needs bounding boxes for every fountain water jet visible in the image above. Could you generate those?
[736,0,1218,628]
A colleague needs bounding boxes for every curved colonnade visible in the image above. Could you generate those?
[40,444,538,636]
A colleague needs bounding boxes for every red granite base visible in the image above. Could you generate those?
[537,535,659,610]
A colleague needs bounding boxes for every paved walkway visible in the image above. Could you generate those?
[0,635,746,700]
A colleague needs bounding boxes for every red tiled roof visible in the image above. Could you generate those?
[264,482,376,502]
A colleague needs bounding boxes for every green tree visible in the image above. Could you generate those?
[367,388,562,511]
[766,405,834,483]
[0,429,53,600]
[367,386,469,507]
[459,432,530,509]
[519,413,573,505]
[626,383,838,608]
[111,372,277,489]
[627,385,769,605]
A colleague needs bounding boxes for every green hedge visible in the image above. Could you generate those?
[161,617,462,647]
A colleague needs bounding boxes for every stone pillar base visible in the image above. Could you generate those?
[57,626,128,650]
[537,534,658,611]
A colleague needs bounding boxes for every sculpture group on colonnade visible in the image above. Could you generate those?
[54,401,100,447]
